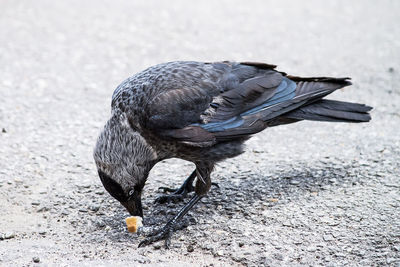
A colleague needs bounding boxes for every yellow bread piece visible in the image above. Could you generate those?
[125,216,143,233]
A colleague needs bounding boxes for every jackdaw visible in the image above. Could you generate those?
[93,61,371,247]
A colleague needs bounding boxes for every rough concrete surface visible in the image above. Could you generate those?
[0,0,399,266]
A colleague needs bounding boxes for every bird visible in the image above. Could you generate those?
[93,61,372,248]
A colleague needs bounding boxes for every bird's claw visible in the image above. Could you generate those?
[155,183,218,204]
[138,224,173,248]
[155,194,184,204]
[155,185,191,204]
[158,186,179,193]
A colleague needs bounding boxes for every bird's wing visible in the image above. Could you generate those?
[144,84,217,146]
[144,61,350,146]
[143,62,283,146]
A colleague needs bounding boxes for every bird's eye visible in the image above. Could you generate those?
[128,189,135,196]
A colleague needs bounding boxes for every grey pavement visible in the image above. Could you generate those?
[0,0,399,266]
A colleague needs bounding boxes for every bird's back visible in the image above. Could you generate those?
[108,61,371,162]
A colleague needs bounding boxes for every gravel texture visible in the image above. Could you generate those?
[0,0,399,266]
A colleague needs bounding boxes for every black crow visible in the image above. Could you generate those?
[93,61,371,247]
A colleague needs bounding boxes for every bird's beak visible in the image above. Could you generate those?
[121,194,143,217]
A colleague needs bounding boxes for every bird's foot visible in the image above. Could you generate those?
[138,221,176,248]
[155,183,218,204]
[158,185,191,194]
[155,193,184,204]
[155,186,192,204]
[140,194,202,248]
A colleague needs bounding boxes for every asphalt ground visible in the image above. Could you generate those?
[0,0,399,266]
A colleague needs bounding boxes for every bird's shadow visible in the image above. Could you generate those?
[205,162,361,216]
[98,160,362,243]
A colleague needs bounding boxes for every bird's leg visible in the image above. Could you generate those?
[193,162,213,195]
[139,162,213,248]
[155,170,196,204]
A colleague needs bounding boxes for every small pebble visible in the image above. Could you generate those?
[355,249,365,256]
[386,258,398,264]
[3,232,15,240]
[307,247,317,252]
[96,219,106,228]
[33,257,40,263]
[187,245,194,252]
[274,253,283,261]
[323,234,334,242]
[61,210,70,216]
[37,206,50,212]
[216,250,224,256]
[89,205,100,212]
[321,185,330,191]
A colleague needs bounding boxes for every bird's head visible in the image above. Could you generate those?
[93,111,157,217]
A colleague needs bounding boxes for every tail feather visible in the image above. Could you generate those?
[285,99,372,123]
[292,77,352,98]
[208,75,371,142]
